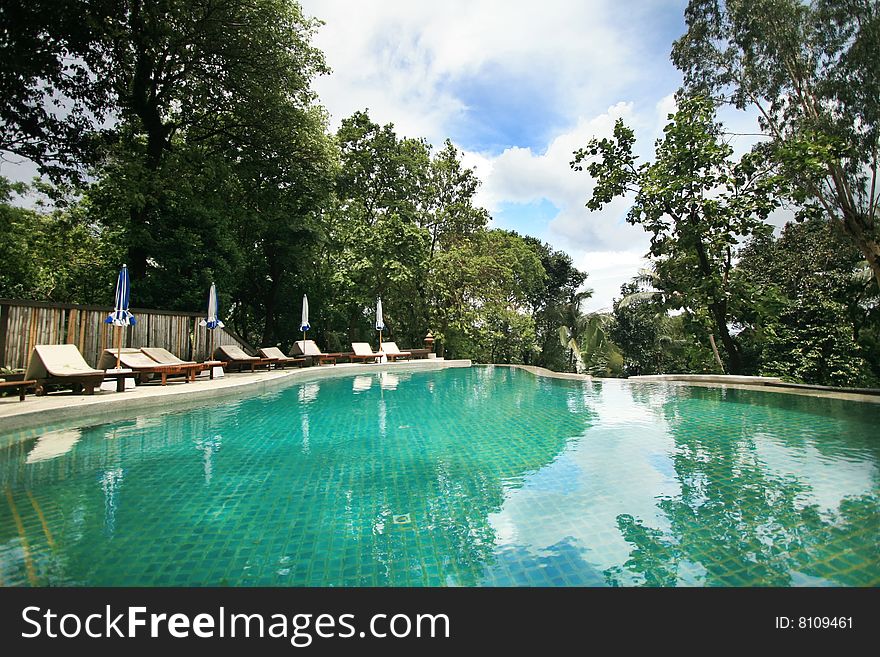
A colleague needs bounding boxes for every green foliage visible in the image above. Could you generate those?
[735,218,879,386]
[428,229,545,362]
[0,0,111,180]
[578,313,624,377]
[760,297,871,386]
[0,178,122,302]
[573,95,781,374]
[610,281,665,375]
[522,236,590,372]
[672,0,880,288]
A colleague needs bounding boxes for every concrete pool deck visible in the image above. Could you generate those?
[0,358,472,434]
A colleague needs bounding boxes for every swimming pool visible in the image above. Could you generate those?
[1,366,877,586]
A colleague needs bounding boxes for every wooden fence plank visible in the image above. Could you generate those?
[0,299,249,370]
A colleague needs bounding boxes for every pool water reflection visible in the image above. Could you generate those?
[0,367,877,586]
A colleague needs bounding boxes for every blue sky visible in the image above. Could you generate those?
[300,0,697,311]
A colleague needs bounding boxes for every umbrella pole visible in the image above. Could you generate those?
[115,325,121,370]
[208,330,213,362]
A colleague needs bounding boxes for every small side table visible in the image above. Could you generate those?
[0,379,37,401]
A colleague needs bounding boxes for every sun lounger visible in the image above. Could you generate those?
[140,347,224,379]
[214,344,276,372]
[291,340,345,365]
[259,347,306,369]
[24,344,107,395]
[140,347,197,366]
[140,346,215,379]
[98,348,200,385]
[382,342,412,361]
[350,342,382,363]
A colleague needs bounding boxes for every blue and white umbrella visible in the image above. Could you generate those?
[200,282,224,330]
[105,264,136,327]
[105,265,136,369]
[376,297,385,350]
[300,294,310,342]
[200,283,224,360]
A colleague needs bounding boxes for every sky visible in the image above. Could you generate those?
[299,0,696,312]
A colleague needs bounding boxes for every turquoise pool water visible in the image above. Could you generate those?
[0,366,878,587]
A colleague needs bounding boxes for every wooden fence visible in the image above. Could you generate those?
[0,299,251,371]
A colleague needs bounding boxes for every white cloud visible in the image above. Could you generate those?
[302,0,682,142]
[300,0,689,309]
[576,250,651,313]
[465,100,680,309]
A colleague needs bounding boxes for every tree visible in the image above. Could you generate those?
[82,0,329,286]
[735,218,879,386]
[521,237,589,371]
[0,0,113,180]
[229,104,336,348]
[672,0,880,288]
[611,281,665,375]
[0,177,121,302]
[427,230,544,361]
[420,140,489,257]
[323,111,433,347]
[572,95,781,374]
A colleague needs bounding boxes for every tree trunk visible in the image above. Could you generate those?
[127,213,149,282]
[124,4,170,287]
[708,333,724,372]
[689,216,743,374]
[261,256,283,347]
[709,301,742,374]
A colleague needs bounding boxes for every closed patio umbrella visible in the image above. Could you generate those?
[376,297,385,352]
[300,294,310,344]
[199,282,224,359]
[104,264,136,369]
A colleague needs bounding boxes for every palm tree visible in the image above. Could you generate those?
[618,267,724,373]
[558,290,621,375]
[557,290,592,373]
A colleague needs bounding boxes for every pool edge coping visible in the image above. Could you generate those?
[495,364,880,405]
[0,359,472,434]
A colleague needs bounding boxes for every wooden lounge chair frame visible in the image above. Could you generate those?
[258,347,306,369]
[349,342,382,363]
[98,348,201,385]
[140,347,215,378]
[214,344,277,372]
[291,340,345,365]
[382,342,412,361]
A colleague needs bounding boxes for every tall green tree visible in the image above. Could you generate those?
[91,0,329,286]
[522,237,589,371]
[0,0,113,180]
[229,104,337,348]
[323,111,433,347]
[672,0,880,288]
[427,229,544,361]
[611,280,664,375]
[572,95,781,374]
[0,177,122,302]
[735,218,879,386]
